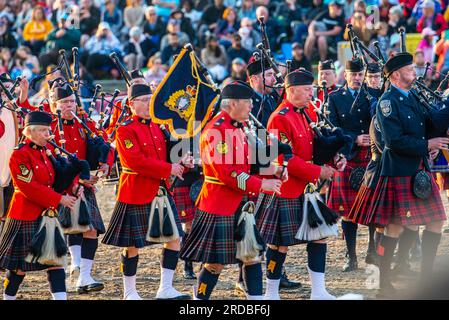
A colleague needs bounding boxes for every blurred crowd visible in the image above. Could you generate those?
[1,0,449,87]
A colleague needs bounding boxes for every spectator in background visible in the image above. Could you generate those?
[123,26,157,71]
[379,0,393,22]
[201,34,228,81]
[435,30,449,75]
[238,0,257,22]
[254,6,285,52]
[198,0,227,46]
[181,0,202,30]
[226,33,251,69]
[344,10,375,46]
[238,17,262,52]
[0,48,13,74]
[13,0,33,40]
[40,13,81,71]
[83,22,122,78]
[23,6,54,56]
[223,57,248,83]
[414,49,431,82]
[417,27,436,64]
[215,7,240,47]
[122,0,145,40]
[161,32,182,65]
[10,46,40,80]
[50,0,70,26]
[0,15,17,54]
[304,0,344,61]
[416,0,447,36]
[369,21,390,62]
[144,54,167,85]
[79,0,102,37]
[290,42,312,72]
[143,6,166,49]
[170,10,196,46]
[160,18,190,52]
[101,0,123,35]
[291,0,327,43]
[153,0,180,22]
[276,0,303,37]
[387,5,406,36]
[410,0,442,29]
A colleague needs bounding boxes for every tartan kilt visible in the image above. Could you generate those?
[0,218,53,271]
[2,182,14,219]
[371,174,446,226]
[84,187,105,234]
[173,186,195,223]
[179,207,244,265]
[435,172,449,191]
[102,195,183,248]
[255,193,306,247]
[347,184,377,226]
[328,148,370,217]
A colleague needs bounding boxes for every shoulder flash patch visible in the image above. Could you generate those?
[214,117,226,126]
[279,107,289,115]
[14,143,26,150]
[380,100,392,117]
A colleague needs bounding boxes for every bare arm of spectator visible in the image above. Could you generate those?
[316,25,342,37]
[153,0,178,9]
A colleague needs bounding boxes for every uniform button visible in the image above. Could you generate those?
[422,137,425,139]
[50,173,52,176]
[76,150,78,153]
[358,109,360,112]
[74,138,77,141]
[408,116,411,119]
[144,143,147,146]
[360,120,363,123]
[361,130,364,133]
[310,142,312,145]
[158,148,161,150]
[299,134,302,137]
[342,114,345,118]
[420,122,423,126]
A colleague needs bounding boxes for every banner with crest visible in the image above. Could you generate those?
[149,47,219,139]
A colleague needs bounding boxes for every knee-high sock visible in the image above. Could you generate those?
[238,261,244,283]
[196,267,220,300]
[47,269,67,300]
[160,248,178,289]
[121,254,139,297]
[3,271,25,300]
[374,230,383,252]
[396,228,418,265]
[79,238,98,285]
[421,230,442,280]
[307,242,333,298]
[368,225,376,253]
[68,233,83,268]
[243,263,263,299]
[264,248,286,298]
[378,235,399,288]
[341,220,358,257]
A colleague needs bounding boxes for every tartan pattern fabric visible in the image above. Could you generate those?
[179,209,241,265]
[84,187,106,234]
[2,182,14,219]
[255,194,306,247]
[328,147,370,216]
[173,185,195,223]
[102,196,183,248]
[371,175,446,226]
[347,184,377,225]
[0,218,49,271]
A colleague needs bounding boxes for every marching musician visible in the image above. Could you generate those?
[374,52,449,297]
[179,81,284,300]
[255,69,346,300]
[0,111,78,300]
[327,58,372,272]
[49,84,113,294]
[365,63,384,116]
[102,83,192,300]
[316,59,338,104]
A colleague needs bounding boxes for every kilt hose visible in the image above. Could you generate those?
[1,182,14,219]
[102,195,184,248]
[255,193,306,247]
[347,184,377,226]
[0,217,53,271]
[328,147,370,217]
[371,174,446,227]
[173,185,195,223]
[179,204,248,265]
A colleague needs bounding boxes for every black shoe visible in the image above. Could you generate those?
[342,255,358,272]
[183,261,196,280]
[443,228,449,234]
[376,281,397,299]
[365,252,379,266]
[235,281,247,294]
[279,271,302,289]
[77,282,104,294]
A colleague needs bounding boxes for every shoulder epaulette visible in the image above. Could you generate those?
[15,143,25,150]
[278,107,289,115]
[214,117,226,126]
[121,119,134,126]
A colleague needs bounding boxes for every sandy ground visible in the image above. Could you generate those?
[4,184,449,300]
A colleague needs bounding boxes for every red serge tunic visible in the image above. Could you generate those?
[266,99,321,199]
[7,140,62,221]
[115,116,173,204]
[197,111,262,216]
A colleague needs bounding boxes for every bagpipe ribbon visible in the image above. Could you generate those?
[149,47,219,139]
